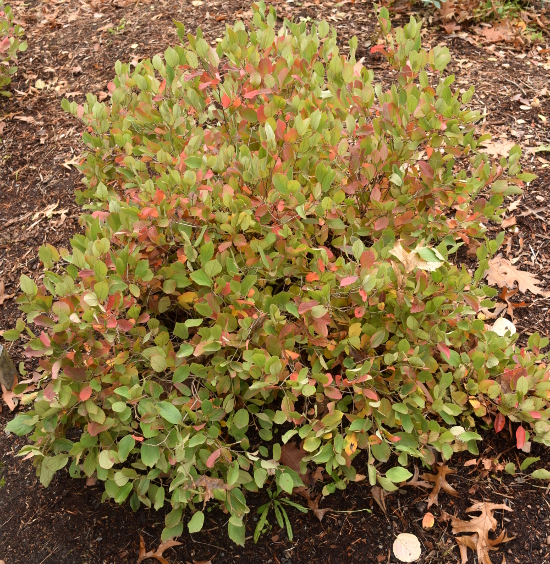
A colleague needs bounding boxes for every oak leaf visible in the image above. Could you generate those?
[485,256,549,296]
[479,139,515,158]
[390,241,443,273]
[421,464,458,508]
[445,502,514,564]
[137,535,182,564]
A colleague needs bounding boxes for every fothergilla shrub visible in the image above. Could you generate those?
[6,2,550,544]
[0,1,26,97]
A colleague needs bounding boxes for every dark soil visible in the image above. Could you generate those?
[2,0,550,563]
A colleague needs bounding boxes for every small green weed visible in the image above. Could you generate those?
[254,488,308,542]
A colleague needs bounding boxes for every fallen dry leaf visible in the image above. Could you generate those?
[295,487,332,522]
[423,512,435,528]
[371,485,387,513]
[0,280,15,306]
[390,241,443,273]
[137,535,182,564]
[475,22,515,44]
[445,502,514,564]
[393,533,422,563]
[421,464,458,508]
[486,256,549,296]
[501,216,516,228]
[479,139,515,158]
[280,442,315,485]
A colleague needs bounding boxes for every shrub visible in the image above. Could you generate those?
[6,2,550,544]
[0,1,26,97]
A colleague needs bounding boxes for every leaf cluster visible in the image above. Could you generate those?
[0,1,26,97]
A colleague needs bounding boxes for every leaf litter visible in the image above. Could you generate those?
[442,502,514,564]
[485,256,550,296]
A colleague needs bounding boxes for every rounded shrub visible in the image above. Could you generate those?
[6,2,550,544]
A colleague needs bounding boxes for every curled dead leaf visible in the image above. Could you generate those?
[448,502,514,564]
[138,535,182,564]
[0,280,15,306]
[421,464,458,508]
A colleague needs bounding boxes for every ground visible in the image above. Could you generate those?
[2,0,550,562]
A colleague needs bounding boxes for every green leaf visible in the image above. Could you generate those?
[520,457,540,471]
[273,173,288,194]
[40,454,68,487]
[233,408,249,429]
[20,274,37,296]
[531,469,550,480]
[278,472,294,494]
[141,442,160,467]
[158,401,182,425]
[303,436,321,452]
[386,466,412,483]
[151,355,167,373]
[117,435,135,462]
[228,517,245,546]
[5,414,35,435]
[190,269,212,286]
[188,510,205,533]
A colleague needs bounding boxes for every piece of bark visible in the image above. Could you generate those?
[0,344,17,390]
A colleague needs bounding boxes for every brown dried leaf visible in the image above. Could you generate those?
[479,139,515,158]
[0,280,15,306]
[448,502,514,564]
[295,487,332,522]
[280,442,314,485]
[486,256,549,296]
[475,22,515,44]
[501,216,516,228]
[308,493,332,523]
[137,535,182,564]
[421,464,458,508]
[404,465,432,489]
[193,475,233,506]
[371,485,387,513]
[390,242,443,273]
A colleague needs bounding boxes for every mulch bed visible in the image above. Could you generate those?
[2,0,550,562]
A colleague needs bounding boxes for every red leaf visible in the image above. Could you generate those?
[298,300,319,314]
[39,332,51,347]
[494,412,505,433]
[374,217,388,231]
[360,251,376,269]
[411,299,425,313]
[370,44,386,54]
[306,272,320,283]
[117,318,135,332]
[132,434,144,442]
[79,386,93,401]
[437,342,451,361]
[516,426,526,449]
[206,448,221,468]
[529,411,542,419]
[324,386,342,400]
[364,389,379,401]
[340,275,358,288]
[221,93,231,108]
[418,160,434,180]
